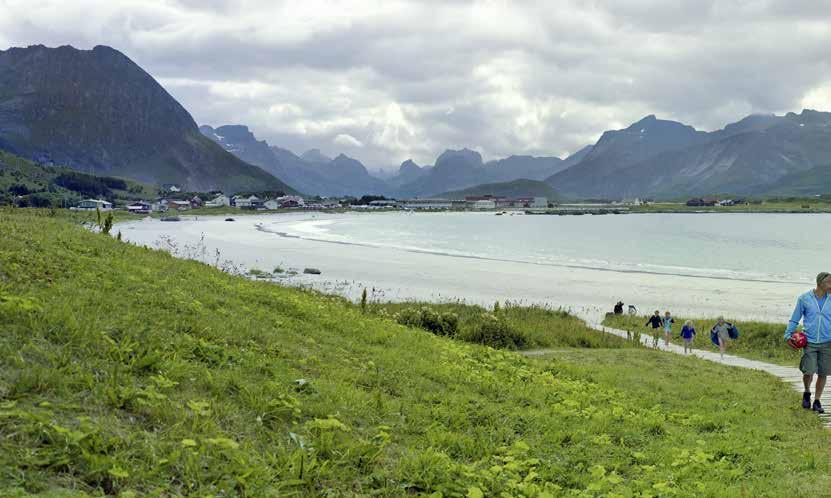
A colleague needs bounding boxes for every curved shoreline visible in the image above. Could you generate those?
[255,217,803,286]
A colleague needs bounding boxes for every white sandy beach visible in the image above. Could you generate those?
[116,212,818,323]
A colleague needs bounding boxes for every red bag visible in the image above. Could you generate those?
[787,331,807,350]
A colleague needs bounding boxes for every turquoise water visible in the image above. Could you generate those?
[266,211,827,285]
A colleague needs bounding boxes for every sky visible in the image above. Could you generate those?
[2,0,831,171]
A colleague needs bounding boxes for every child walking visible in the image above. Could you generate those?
[680,320,696,354]
[645,310,663,348]
[662,311,675,347]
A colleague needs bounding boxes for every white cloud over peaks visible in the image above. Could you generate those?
[3,0,831,168]
[802,83,831,112]
[333,133,364,148]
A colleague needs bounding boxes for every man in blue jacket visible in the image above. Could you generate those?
[784,272,831,413]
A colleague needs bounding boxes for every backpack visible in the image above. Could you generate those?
[728,323,739,339]
[710,329,720,346]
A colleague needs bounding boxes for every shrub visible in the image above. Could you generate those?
[27,192,55,208]
[7,183,30,195]
[396,307,459,337]
[462,313,527,350]
[101,211,114,235]
[102,177,128,190]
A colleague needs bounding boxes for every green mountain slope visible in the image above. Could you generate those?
[0,150,156,206]
[763,163,831,197]
[2,211,831,495]
[0,45,294,194]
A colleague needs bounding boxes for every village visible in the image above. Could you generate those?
[69,191,758,214]
[70,189,555,214]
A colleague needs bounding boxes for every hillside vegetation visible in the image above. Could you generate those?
[2,210,831,496]
[0,151,156,207]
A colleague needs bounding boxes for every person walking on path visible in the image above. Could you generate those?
[711,317,733,359]
[662,311,675,347]
[680,320,696,354]
[645,310,663,348]
[784,272,831,414]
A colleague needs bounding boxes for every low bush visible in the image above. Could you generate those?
[461,313,528,349]
[395,306,459,337]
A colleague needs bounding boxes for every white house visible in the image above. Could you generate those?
[151,200,169,212]
[205,194,230,207]
[472,199,496,210]
[76,199,112,211]
[235,195,263,209]
[531,197,548,209]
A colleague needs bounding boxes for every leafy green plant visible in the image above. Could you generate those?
[461,313,527,349]
[395,306,459,337]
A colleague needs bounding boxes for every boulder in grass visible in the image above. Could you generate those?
[303,268,322,275]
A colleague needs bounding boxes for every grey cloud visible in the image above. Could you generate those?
[2,0,831,169]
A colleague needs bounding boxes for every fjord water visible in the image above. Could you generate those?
[118,212,822,321]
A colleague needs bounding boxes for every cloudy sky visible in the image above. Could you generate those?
[2,0,831,170]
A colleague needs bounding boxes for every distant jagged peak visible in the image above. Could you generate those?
[399,159,421,172]
[786,108,831,125]
[624,114,698,133]
[301,148,332,163]
[435,148,484,168]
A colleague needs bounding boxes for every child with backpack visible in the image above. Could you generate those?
[680,320,696,354]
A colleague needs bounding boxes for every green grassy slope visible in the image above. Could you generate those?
[3,210,831,496]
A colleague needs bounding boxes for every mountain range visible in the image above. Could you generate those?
[206,108,831,200]
[2,44,830,200]
[0,44,294,193]
[201,124,585,198]
[546,111,831,199]
[200,125,388,197]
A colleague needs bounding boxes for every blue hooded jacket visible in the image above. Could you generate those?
[784,290,831,344]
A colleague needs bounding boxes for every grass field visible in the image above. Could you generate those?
[3,209,831,496]
[602,313,801,366]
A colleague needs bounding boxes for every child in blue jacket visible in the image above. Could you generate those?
[680,320,696,354]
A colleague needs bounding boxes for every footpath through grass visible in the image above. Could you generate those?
[3,209,831,496]
[603,314,800,366]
